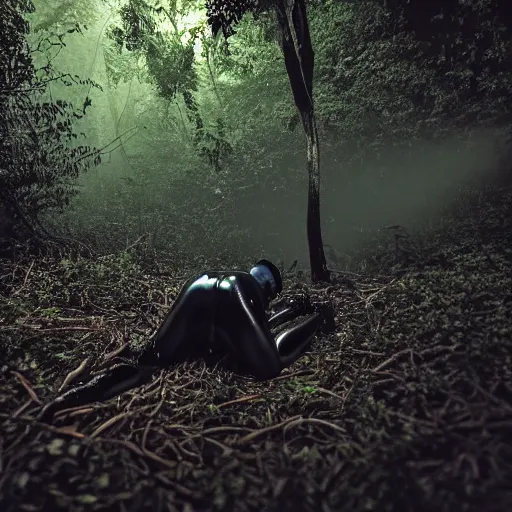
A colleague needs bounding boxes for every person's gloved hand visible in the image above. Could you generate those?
[285,292,314,315]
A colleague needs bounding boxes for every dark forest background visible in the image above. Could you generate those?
[2,3,512,511]
[1,0,511,271]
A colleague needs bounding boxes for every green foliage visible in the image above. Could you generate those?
[103,39,146,87]
[30,0,100,33]
[106,1,198,97]
[56,0,302,262]
[213,12,281,80]
[22,252,140,311]
[38,0,512,268]
[205,0,261,38]
[0,250,144,362]
[0,0,102,241]
[115,0,157,51]
[310,0,512,165]
[40,306,61,317]
[146,32,197,97]
[59,251,140,284]
[104,1,234,173]
[285,379,317,394]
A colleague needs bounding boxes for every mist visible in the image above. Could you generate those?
[2,2,512,509]
[11,0,512,272]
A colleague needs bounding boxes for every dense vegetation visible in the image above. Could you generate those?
[2,0,510,266]
[1,1,511,511]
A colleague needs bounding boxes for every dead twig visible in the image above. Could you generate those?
[154,472,195,497]
[237,415,302,445]
[372,349,413,372]
[90,412,130,438]
[283,417,347,436]
[0,413,85,439]
[58,357,90,392]
[316,387,344,400]
[54,423,86,439]
[11,371,42,404]
[217,394,262,409]
[138,419,181,470]
[103,342,131,363]
[12,399,33,418]
[273,369,315,382]
[12,259,35,295]
[342,358,366,410]
[347,348,386,357]
[54,404,103,419]
[17,325,100,333]
[149,381,167,418]
[200,426,255,437]
[63,407,96,418]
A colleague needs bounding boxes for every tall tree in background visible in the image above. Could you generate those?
[274,0,329,283]
[102,0,330,280]
[207,0,330,282]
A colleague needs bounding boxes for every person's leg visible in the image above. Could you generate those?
[39,363,153,423]
[147,293,211,365]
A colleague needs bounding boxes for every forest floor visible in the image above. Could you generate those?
[1,186,512,512]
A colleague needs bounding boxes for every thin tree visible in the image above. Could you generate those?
[207,0,330,282]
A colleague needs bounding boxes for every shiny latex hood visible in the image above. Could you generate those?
[249,259,283,302]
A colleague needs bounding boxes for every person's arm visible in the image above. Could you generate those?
[275,313,321,367]
[271,298,335,366]
[229,276,333,379]
[268,293,314,329]
[220,275,283,380]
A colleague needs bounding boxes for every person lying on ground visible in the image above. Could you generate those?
[39,259,334,422]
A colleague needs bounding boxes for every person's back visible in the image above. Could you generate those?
[148,272,220,364]
[149,269,282,379]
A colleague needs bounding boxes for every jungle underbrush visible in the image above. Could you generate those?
[0,185,511,512]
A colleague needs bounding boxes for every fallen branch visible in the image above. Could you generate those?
[12,371,42,404]
[58,357,90,392]
[217,394,262,409]
[237,415,302,445]
[372,348,413,372]
[12,259,35,295]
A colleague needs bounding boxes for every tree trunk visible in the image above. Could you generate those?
[275,0,330,283]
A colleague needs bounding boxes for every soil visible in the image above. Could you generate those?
[1,186,511,512]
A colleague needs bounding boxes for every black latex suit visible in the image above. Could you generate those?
[40,264,329,422]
